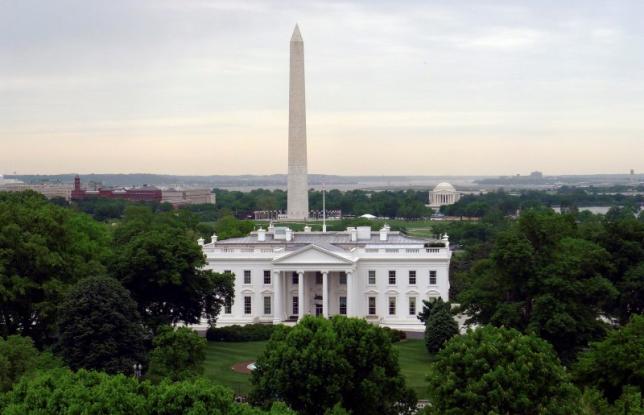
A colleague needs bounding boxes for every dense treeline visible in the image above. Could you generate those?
[442,187,643,218]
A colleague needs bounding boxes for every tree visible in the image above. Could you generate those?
[56,276,147,374]
[251,316,416,415]
[459,210,617,361]
[424,299,458,353]
[0,335,61,392]
[148,326,206,382]
[573,314,644,403]
[0,191,111,345]
[427,326,581,415]
[0,368,295,414]
[111,206,234,329]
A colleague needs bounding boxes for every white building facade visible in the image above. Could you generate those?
[201,225,451,331]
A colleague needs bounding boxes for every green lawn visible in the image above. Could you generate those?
[203,339,432,399]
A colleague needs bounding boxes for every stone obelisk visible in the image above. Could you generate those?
[287,24,309,220]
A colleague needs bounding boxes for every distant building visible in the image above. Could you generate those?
[0,182,73,200]
[162,188,215,206]
[71,175,162,203]
[428,182,461,209]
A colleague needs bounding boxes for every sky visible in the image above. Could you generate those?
[1,0,643,176]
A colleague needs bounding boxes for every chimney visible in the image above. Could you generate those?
[379,225,388,241]
[211,233,218,243]
[257,228,266,241]
[197,237,204,246]
[442,233,449,249]
[285,228,293,242]
[304,225,312,232]
[347,227,357,242]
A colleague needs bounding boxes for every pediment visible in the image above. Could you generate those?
[273,244,353,265]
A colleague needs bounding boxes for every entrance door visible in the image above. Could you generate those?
[315,303,323,316]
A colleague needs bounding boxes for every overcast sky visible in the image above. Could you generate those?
[1,0,643,175]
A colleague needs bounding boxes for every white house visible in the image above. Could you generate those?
[200,224,451,331]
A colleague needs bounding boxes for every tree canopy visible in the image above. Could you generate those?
[56,276,147,374]
[110,206,234,329]
[250,316,416,415]
[423,299,459,353]
[0,191,111,345]
[426,325,581,415]
[459,209,617,361]
[148,326,206,382]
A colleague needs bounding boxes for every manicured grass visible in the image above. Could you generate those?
[394,339,433,398]
[203,339,432,399]
[203,341,267,396]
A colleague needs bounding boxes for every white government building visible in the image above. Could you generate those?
[428,182,462,209]
[200,224,451,331]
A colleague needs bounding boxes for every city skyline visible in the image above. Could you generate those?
[1,0,643,175]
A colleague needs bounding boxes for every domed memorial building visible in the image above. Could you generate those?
[428,182,461,209]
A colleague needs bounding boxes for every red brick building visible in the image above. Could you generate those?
[71,175,162,203]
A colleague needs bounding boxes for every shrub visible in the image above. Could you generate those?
[206,324,276,342]
[148,326,206,382]
[382,326,407,343]
[424,303,458,353]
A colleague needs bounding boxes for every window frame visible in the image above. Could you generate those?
[388,296,396,315]
[244,296,252,315]
[368,296,376,315]
[292,296,299,315]
[263,270,271,285]
[243,270,251,285]
[339,296,347,315]
[408,270,417,285]
[409,297,416,315]
[388,270,396,285]
[368,270,376,285]
[429,270,437,285]
[263,296,271,315]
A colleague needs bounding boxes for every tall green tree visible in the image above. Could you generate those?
[427,326,581,415]
[573,314,644,403]
[0,335,61,392]
[0,191,111,345]
[147,326,206,382]
[56,276,147,374]
[459,210,617,361]
[424,299,459,353]
[251,316,416,415]
[111,206,234,329]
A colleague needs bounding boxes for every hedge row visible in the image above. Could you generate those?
[206,324,276,342]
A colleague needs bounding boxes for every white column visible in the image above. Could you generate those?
[322,271,329,318]
[297,271,304,321]
[346,271,353,317]
[273,271,282,324]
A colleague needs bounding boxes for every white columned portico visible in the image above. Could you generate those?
[346,270,353,317]
[297,271,305,321]
[322,271,329,318]
[273,270,282,324]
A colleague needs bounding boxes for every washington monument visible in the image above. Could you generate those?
[287,24,309,220]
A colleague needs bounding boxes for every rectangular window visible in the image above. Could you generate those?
[339,296,347,315]
[243,270,251,284]
[388,270,396,285]
[292,272,298,285]
[315,272,323,285]
[263,296,271,315]
[224,298,232,314]
[244,296,252,315]
[389,297,396,315]
[409,297,416,315]
[368,297,376,315]
[293,296,299,315]
[368,270,376,285]
[409,270,416,285]
[263,270,271,285]
[339,272,347,285]
[429,270,437,285]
